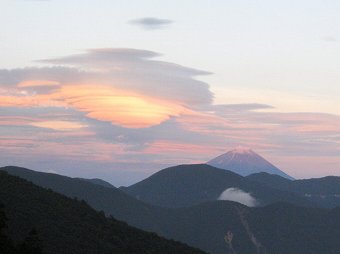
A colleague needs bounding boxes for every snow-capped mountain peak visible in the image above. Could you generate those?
[207,148,294,179]
[230,146,254,155]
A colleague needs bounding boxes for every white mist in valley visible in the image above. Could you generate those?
[218,187,257,207]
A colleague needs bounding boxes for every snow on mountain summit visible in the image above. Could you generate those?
[207,148,294,180]
[230,146,254,155]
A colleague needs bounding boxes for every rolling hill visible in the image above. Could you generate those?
[121,164,312,208]
[75,177,115,188]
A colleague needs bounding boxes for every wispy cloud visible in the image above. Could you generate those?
[128,17,173,30]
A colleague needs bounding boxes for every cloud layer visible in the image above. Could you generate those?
[0,47,340,184]
[0,48,212,128]
[218,188,257,207]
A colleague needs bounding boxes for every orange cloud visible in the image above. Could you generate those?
[59,84,187,128]
[0,116,43,126]
[17,80,60,87]
[30,121,87,131]
[0,94,64,108]
[0,82,188,128]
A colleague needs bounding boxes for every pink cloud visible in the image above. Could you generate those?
[0,48,339,180]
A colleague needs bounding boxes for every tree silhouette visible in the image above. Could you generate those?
[17,228,43,254]
[0,204,15,254]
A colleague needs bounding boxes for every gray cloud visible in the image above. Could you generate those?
[35,48,213,105]
[218,188,257,207]
[88,117,219,149]
[37,48,209,77]
[0,49,212,107]
[129,17,173,30]
[0,67,86,87]
[38,48,161,65]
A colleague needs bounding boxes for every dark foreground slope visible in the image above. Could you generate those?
[121,164,312,208]
[247,203,340,254]
[0,171,206,254]
[1,166,162,231]
[160,201,340,254]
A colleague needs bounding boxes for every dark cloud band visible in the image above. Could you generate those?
[129,17,173,30]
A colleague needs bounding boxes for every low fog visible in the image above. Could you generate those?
[218,187,257,207]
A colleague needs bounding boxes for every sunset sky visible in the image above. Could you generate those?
[0,0,339,186]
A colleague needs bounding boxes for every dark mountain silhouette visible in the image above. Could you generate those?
[0,171,206,254]
[75,177,115,188]
[121,164,312,208]
[2,171,340,254]
[0,166,163,231]
[246,172,293,189]
[247,202,340,254]
[247,172,340,208]
[294,176,340,194]
[207,147,294,179]
[2,165,340,254]
[161,201,340,254]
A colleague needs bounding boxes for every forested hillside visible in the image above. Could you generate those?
[0,171,206,254]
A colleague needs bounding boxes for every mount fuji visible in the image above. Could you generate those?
[207,147,294,179]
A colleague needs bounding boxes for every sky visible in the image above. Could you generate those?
[0,0,339,186]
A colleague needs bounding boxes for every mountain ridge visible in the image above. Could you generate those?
[121,164,312,208]
[247,172,340,208]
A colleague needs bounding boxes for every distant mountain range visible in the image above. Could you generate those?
[207,147,294,179]
[120,164,311,208]
[122,164,340,209]
[2,165,340,254]
[75,177,115,188]
[247,172,340,208]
